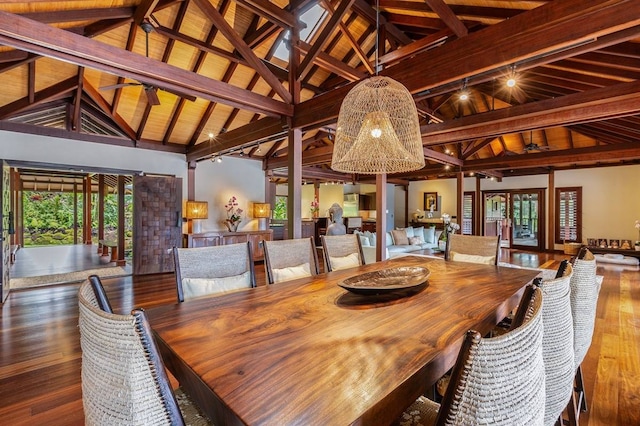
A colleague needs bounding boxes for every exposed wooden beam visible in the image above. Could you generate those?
[463,142,640,171]
[294,0,640,129]
[235,0,295,28]
[133,0,161,24]
[421,80,640,145]
[377,28,451,67]
[187,116,288,162]
[423,0,467,38]
[352,0,412,46]
[297,0,356,81]
[192,0,291,103]
[83,81,138,141]
[0,77,78,120]
[298,41,366,81]
[320,0,374,75]
[0,11,292,117]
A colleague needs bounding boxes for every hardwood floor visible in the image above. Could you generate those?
[0,250,638,425]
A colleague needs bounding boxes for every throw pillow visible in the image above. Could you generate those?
[358,234,370,247]
[329,252,361,271]
[272,263,312,283]
[450,251,495,265]
[386,231,393,246]
[413,226,424,241]
[182,271,252,300]
[408,236,424,245]
[402,226,415,238]
[391,229,409,245]
[424,226,436,244]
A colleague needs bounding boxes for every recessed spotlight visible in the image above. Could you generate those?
[506,77,517,87]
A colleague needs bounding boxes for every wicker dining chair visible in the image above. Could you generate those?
[398,284,545,426]
[173,242,256,302]
[565,248,602,424]
[539,263,575,426]
[320,234,365,272]
[445,234,500,265]
[78,276,211,426]
[263,237,320,284]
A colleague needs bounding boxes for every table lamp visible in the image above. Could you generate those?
[253,203,270,230]
[185,200,208,233]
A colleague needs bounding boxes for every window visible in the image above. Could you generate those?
[273,195,287,220]
[273,4,328,62]
[555,187,582,244]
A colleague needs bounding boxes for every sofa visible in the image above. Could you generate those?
[355,226,443,264]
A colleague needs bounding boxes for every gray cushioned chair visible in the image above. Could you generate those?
[320,234,365,272]
[79,276,211,425]
[398,284,545,426]
[173,242,256,302]
[263,237,319,284]
[445,233,500,265]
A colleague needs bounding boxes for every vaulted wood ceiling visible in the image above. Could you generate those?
[0,0,639,184]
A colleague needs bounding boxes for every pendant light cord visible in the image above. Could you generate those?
[375,0,379,76]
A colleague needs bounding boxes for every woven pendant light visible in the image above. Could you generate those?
[331,76,425,174]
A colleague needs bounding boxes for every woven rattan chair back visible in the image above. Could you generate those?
[445,234,500,265]
[435,284,545,426]
[78,279,185,426]
[263,237,319,284]
[569,249,600,367]
[320,234,365,272]
[173,242,256,302]
[540,264,575,425]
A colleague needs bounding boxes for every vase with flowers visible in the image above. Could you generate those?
[224,196,243,232]
[438,213,460,250]
[310,198,320,218]
[635,220,640,251]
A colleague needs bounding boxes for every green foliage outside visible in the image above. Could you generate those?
[273,195,287,220]
[23,191,133,247]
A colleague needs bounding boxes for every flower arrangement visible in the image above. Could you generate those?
[224,196,243,231]
[635,220,640,246]
[441,213,461,240]
[310,198,320,216]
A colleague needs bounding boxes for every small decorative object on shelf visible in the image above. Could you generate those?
[224,196,243,232]
[310,198,320,218]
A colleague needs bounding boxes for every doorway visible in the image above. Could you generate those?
[511,190,545,251]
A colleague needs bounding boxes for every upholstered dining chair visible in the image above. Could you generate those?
[539,263,575,426]
[78,276,211,426]
[173,242,256,302]
[263,237,319,284]
[320,234,365,272]
[398,284,545,426]
[445,234,500,265]
[566,248,602,425]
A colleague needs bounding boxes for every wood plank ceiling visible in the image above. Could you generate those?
[0,0,639,185]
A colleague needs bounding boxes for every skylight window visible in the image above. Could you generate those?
[273,4,327,62]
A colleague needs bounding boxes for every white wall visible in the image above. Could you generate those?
[0,130,187,180]
[408,165,640,250]
[193,157,266,232]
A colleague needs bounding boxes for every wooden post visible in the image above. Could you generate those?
[548,169,555,252]
[475,175,482,235]
[116,175,126,266]
[287,14,302,240]
[376,174,387,262]
[83,175,92,245]
[97,175,105,251]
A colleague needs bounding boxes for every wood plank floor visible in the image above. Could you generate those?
[0,250,638,425]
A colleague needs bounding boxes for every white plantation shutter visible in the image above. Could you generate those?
[556,187,582,244]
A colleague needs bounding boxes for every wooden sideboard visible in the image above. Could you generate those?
[182,230,273,261]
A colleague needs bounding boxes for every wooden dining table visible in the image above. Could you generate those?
[147,255,541,426]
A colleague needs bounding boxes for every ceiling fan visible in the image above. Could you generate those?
[99,22,196,106]
[501,131,552,156]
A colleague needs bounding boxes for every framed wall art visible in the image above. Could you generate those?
[424,192,438,211]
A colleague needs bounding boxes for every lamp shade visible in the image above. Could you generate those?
[331,76,425,174]
[185,201,208,219]
[253,203,270,218]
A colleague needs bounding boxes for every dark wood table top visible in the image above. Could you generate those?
[147,256,541,426]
